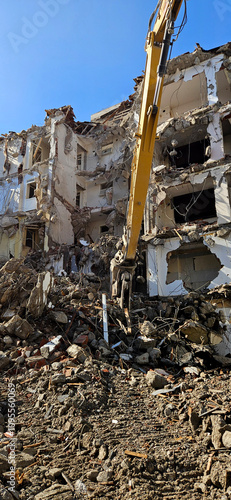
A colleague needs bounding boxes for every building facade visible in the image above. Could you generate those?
[1,42,231,295]
[0,102,132,270]
[144,43,231,297]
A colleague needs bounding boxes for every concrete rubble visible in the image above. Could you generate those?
[0,257,231,499]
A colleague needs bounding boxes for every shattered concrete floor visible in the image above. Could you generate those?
[0,258,231,499]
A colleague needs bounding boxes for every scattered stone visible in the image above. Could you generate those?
[14,452,35,468]
[211,415,225,449]
[51,310,68,324]
[194,482,207,493]
[87,469,99,481]
[40,335,62,359]
[5,315,34,339]
[146,370,168,389]
[3,336,13,346]
[210,461,227,489]
[135,352,149,365]
[51,373,66,385]
[46,468,63,480]
[0,453,10,472]
[34,484,72,499]
[0,354,10,370]
[222,431,231,449]
[135,336,157,350]
[181,321,209,344]
[74,479,88,495]
[209,331,223,345]
[98,444,108,460]
[96,469,113,482]
[66,344,88,363]
[188,409,201,432]
[149,347,161,363]
[140,321,157,338]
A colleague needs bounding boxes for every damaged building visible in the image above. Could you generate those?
[0,102,132,271]
[143,42,231,299]
[1,41,231,299]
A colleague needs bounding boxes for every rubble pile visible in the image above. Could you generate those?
[90,235,121,279]
[0,259,231,499]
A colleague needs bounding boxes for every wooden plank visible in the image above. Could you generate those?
[125,450,148,459]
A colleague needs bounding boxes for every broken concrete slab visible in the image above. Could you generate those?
[146,370,168,389]
[27,272,53,318]
[180,321,209,344]
[5,315,34,339]
[140,321,157,338]
[96,469,113,482]
[14,452,35,468]
[0,486,14,500]
[0,354,10,370]
[66,344,88,363]
[222,431,231,449]
[40,335,62,359]
[50,311,68,324]
[34,484,72,500]
[135,352,149,365]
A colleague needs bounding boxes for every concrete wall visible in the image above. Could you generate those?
[147,51,231,299]
[147,233,231,297]
[50,197,74,245]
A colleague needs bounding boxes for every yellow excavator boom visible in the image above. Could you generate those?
[111,0,184,308]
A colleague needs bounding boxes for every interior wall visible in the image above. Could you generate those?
[86,214,108,242]
[216,69,231,104]
[222,118,231,155]
[159,74,207,122]
[166,242,221,291]
[50,198,74,245]
[55,124,77,207]
[147,233,231,297]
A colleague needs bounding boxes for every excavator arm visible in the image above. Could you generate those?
[111,0,184,309]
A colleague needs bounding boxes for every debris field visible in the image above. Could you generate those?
[0,256,231,499]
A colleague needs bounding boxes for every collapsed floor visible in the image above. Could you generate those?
[1,258,231,499]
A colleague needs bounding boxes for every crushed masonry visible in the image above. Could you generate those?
[0,257,231,498]
[1,41,231,499]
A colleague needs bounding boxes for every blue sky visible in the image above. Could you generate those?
[0,0,230,134]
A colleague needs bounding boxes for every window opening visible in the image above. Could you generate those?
[101,143,113,156]
[76,184,85,207]
[26,229,36,249]
[100,181,113,197]
[100,225,109,234]
[27,182,36,199]
[32,144,42,165]
[77,153,82,169]
[76,192,81,207]
[18,164,23,185]
[170,138,210,169]
[173,188,216,223]
[222,117,231,156]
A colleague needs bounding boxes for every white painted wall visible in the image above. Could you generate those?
[54,123,77,207]
[50,197,74,245]
[0,180,20,214]
[22,173,39,212]
[147,233,231,297]
[147,239,187,297]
